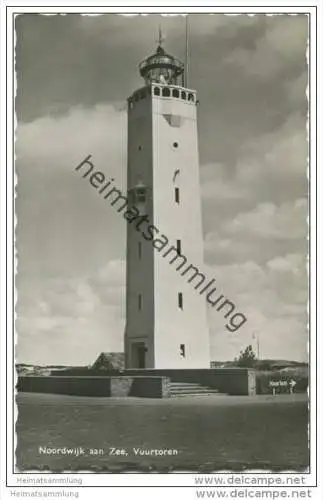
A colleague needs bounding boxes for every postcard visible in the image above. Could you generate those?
[1,4,321,500]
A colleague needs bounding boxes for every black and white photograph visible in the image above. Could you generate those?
[13,11,310,474]
[1,5,321,496]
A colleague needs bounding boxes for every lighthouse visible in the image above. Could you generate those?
[124,35,210,369]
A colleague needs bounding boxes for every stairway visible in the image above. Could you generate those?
[169,381,220,397]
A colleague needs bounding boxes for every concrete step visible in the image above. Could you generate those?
[170,384,208,390]
[170,388,219,394]
[170,386,214,392]
[170,382,206,387]
[170,391,221,397]
[169,382,220,397]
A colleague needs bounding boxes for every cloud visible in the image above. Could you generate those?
[15,14,308,364]
[16,260,125,365]
[201,111,307,234]
[224,15,308,78]
[285,71,308,105]
[202,106,308,272]
[77,13,260,47]
[16,103,127,176]
[16,104,128,281]
[206,251,307,362]
[15,99,308,364]
[16,104,129,365]
[223,199,307,240]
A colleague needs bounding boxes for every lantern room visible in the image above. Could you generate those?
[139,44,184,86]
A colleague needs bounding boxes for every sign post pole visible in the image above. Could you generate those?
[289,379,296,394]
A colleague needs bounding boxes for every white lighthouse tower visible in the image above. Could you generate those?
[125,35,210,369]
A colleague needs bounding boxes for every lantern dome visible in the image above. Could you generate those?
[139,44,184,86]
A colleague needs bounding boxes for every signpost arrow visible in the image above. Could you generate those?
[269,379,296,395]
[289,379,296,394]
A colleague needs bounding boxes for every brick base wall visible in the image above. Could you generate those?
[17,375,170,398]
[17,369,256,397]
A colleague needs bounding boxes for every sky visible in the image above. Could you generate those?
[15,13,309,365]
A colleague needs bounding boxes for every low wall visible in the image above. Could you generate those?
[18,369,256,397]
[125,368,256,396]
[17,376,111,397]
[130,377,170,398]
[111,376,170,398]
[17,376,169,398]
[50,368,121,377]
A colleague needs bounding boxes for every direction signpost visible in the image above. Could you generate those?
[269,379,296,395]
